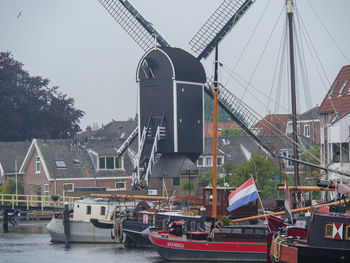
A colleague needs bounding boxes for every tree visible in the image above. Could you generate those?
[1,178,24,195]
[0,51,84,141]
[228,154,279,198]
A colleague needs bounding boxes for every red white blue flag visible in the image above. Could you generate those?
[227,177,258,213]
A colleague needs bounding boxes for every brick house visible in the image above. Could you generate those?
[252,114,290,136]
[19,138,134,198]
[286,106,320,144]
[318,65,350,183]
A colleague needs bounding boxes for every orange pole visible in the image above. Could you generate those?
[90,194,168,201]
[231,199,346,223]
[212,88,218,219]
[277,186,333,191]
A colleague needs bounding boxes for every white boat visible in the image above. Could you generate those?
[47,198,127,243]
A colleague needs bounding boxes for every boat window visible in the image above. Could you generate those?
[346,226,350,240]
[86,205,91,215]
[100,206,106,216]
[242,228,254,234]
[325,223,333,238]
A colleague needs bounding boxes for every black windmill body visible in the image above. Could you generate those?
[136,47,206,184]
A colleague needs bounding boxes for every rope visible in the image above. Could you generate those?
[273,232,287,262]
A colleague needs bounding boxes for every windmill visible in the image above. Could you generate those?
[98,0,271,189]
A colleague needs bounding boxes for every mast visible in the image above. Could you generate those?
[212,42,219,219]
[287,0,299,187]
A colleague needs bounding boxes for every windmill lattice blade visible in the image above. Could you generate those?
[189,0,255,60]
[99,0,170,52]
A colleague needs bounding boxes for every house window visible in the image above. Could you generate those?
[304,125,310,138]
[115,181,125,190]
[100,206,106,216]
[98,156,122,170]
[197,157,203,166]
[86,205,91,215]
[325,223,333,238]
[206,157,212,166]
[35,156,41,173]
[44,184,49,201]
[338,80,348,96]
[63,183,74,192]
[341,143,349,163]
[332,143,341,163]
[173,177,180,187]
[217,156,224,166]
[328,82,338,97]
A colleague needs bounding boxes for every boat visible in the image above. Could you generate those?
[149,223,267,261]
[47,197,126,243]
[269,186,350,263]
[123,209,204,248]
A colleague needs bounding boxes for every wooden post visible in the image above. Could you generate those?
[3,209,9,233]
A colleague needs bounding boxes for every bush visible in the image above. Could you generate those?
[182,181,194,192]
[51,194,59,201]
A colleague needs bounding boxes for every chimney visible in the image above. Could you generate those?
[86,126,92,139]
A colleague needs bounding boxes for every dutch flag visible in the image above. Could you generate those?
[227,177,258,213]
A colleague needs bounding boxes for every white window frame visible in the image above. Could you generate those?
[217,156,224,166]
[205,156,213,167]
[115,181,126,190]
[197,157,204,167]
[98,156,123,170]
[62,183,74,192]
[35,156,41,174]
[304,125,310,138]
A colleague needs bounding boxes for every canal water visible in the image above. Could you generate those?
[0,221,162,263]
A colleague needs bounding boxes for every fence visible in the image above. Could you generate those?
[0,194,79,210]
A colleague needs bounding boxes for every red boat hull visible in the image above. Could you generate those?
[149,232,266,262]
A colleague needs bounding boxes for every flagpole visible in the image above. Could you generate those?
[250,174,270,231]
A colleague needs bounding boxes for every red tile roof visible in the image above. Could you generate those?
[318,65,350,120]
[253,114,290,136]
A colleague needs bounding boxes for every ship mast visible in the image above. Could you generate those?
[287,0,299,188]
[212,42,219,219]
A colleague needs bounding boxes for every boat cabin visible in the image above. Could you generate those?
[72,198,120,223]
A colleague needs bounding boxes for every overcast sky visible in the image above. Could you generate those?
[1,0,349,130]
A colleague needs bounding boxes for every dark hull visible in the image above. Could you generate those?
[149,232,266,262]
[123,220,152,248]
[270,242,350,263]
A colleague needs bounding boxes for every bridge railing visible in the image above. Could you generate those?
[0,194,80,210]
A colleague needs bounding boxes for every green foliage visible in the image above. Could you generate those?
[204,93,231,122]
[2,178,24,195]
[51,194,60,201]
[0,51,84,141]
[230,154,279,197]
[301,145,321,181]
[182,181,194,192]
[220,127,246,136]
[220,215,232,226]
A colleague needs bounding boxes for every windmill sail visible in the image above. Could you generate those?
[98,0,170,52]
[189,0,255,60]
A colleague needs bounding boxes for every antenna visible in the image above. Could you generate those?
[98,0,170,52]
[189,0,255,60]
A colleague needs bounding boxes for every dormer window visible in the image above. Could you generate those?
[98,156,122,170]
[338,80,348,96]
[328,82,338,97]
